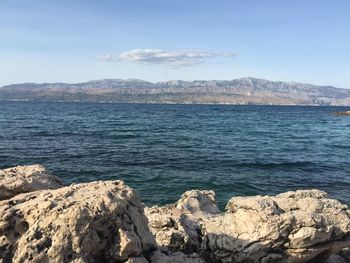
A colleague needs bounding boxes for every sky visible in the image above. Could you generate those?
[0,0,349,88]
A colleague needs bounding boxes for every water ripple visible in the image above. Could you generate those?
[0,102,349,208]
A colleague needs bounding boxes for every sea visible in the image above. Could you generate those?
[1,101,349,208]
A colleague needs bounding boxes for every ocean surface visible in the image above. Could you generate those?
[1,102,350,208]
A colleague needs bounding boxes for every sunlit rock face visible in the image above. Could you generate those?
[202,189,350,263]
[0,164,349,262]
[145,190,220,253]
[0,181,156,263]
[0,164,64,200]
[146,189,350,263]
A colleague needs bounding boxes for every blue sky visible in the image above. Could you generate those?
[0,0,349,87]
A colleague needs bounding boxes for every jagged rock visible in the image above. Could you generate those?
[145,205,200,253]
[146,189,350,262]
[175,190,221,217]
[0,165,64,200]
[145,190,220,254]
[1,166,349,263]
[0,180,156,263]
[203,189,350,263]
[149,250,205,263]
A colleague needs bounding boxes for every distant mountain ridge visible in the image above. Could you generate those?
[1,77,349,105]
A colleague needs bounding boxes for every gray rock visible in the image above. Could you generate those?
[322,255,347,263]
[149,250,205,263]
[126,256,149,263]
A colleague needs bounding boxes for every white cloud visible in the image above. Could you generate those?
[97,49,236,66]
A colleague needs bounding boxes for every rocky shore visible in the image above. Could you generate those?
[0,165,349,263]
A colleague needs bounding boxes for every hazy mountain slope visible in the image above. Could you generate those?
[1,77,349,105]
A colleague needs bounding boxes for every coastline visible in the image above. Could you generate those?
[1,77,350,106]
[1,165,349,262]
[1,99,350,107]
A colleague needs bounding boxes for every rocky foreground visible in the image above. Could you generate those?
[0,165,349,263]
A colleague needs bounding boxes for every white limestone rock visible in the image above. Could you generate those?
[0,180,156,263]
[0,165,64,200]
[203,189,350,263]
[145,190,220,254]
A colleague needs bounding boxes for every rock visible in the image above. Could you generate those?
[321,248,350,263]
[1,167,349,263]
[203,189,350,263]
[175,190,221,217]
[0,165,64,200]
[334,110,350,116]
[0,180,156,263]
[145,205,201,254]
[149,250,205,263]
[126,256,149,263]
[322,254,347,263]
[145,190,220,254]
[341,247,350,261]
[146,189,350,263]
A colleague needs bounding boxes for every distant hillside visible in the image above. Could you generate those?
[1,77,350,105]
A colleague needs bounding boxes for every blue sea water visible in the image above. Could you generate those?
[0,102,349,208]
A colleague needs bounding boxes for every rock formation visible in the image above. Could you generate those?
[146,190,350,263]
[203,190,350,262]
[149,250,205,263]
[145,190,220,254]
[0,180,156,263]
[0,165,64,200]
[0,164,349,262]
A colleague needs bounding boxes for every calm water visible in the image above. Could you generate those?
[1,102,350,208]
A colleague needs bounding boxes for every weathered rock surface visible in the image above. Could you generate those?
[146,189,350,263]
[1,164,349,262]
[0,165,64,200]
[145,190,220,254]
[203,190,350,263]
[175,190,221,217]
[149,250,205,263]
[0,180,156,263]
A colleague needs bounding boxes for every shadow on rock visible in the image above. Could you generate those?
[146,189,350,263]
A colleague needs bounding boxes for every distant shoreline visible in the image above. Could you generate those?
[1,77,350,106]
[1,99,349,107]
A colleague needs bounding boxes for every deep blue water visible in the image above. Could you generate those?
[1,102,350,208]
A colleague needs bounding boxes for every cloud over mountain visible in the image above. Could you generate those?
[98,49,236,66]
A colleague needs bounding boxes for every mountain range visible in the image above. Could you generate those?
[1,77,349,105]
